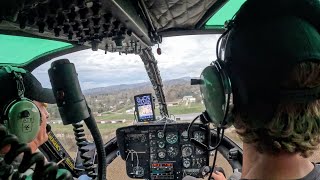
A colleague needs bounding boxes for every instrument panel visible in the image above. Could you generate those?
[116,123,210,179]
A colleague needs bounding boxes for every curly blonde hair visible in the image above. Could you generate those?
[234,62,320,158]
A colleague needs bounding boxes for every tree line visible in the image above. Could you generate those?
[47,79,201,119]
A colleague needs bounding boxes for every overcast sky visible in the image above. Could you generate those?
[32,34,220,90]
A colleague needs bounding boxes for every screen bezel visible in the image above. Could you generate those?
[134,93,156,122]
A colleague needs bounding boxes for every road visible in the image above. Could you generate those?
[49,113,201,125]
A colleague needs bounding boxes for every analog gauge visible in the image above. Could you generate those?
[158,140,165,148]
[133,166,144,177]
[183,158,191,168]
[166,132,178,144]
[182,146,193,157]
[157,131,164,138]
[167,146,178,158]
[181,130,189,141]
[158,151,166,159]
[193,131,205,143]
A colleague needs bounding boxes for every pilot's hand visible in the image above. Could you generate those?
[211,171,227,180]
[28,101,50,153]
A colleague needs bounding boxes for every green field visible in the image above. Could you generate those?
[94,103,204,121]
[95,113,134,121]
[159,103,205,115]
[50,122,132,158]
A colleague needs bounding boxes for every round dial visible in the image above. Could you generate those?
[183,158,191,168]
[167,146,178,158]
[166,133,178,144]
[158,151,166,159]
[157,131,164,138]
[133,166,144,177]
[158,140,165,148]
[193,131,205,143]
[181,130,189,141]
[182,146,193,157]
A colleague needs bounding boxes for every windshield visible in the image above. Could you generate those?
[32,34,242,178]
[205,0,246,28]
[0,34,73,65]
[28,33,320,179]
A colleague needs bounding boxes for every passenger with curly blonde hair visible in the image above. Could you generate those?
[225,0,320,179]
[183,0,320,179]
[234,62,320,179]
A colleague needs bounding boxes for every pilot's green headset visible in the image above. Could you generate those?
[198,18,235,128]
[198,0,320,128]
[1,66,41,143]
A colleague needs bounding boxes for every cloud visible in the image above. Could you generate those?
[32,34,220,90]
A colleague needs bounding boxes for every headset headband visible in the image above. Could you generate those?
[3,65,27,98]
[220,18,320,104]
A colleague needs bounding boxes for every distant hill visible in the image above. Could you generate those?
[83,82,149,95]
[48,77,201,118]
[83,76,193,96]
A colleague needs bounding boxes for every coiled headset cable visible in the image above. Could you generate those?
[0,125,73,180]
[73,122,96,179]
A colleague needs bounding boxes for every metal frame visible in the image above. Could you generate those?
[0,0,230,122]
[140,48,169,117]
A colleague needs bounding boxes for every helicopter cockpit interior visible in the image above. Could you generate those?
[2,0,318,180]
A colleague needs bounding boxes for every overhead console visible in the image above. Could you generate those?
[0,0,155,53]
[116,123,210,179]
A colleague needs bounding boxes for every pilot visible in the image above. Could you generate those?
[186,0,320,179]
[0,67,59,176]
[0,67,89,180]
[0,67,55,172]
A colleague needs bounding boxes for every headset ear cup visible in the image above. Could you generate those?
[200,61,234,127]
[200,65,225,126]
[4,98,41,143]
[215,60,234,127]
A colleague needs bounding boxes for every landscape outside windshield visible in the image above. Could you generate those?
[32,35,239,178]
[32,34,320,179]
[32,34,226,150]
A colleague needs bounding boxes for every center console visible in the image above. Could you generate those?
[116,123,210,179]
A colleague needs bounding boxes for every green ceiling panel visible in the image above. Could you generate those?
[205,0,246,28]
[0,35,73,65]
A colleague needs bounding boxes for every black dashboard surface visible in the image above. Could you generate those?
[116,123,210,180]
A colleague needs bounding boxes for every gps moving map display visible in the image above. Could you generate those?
[134,93,155,122]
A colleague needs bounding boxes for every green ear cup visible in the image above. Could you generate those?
[200,66,226,126]
[4,98,40,143]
